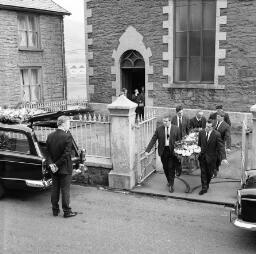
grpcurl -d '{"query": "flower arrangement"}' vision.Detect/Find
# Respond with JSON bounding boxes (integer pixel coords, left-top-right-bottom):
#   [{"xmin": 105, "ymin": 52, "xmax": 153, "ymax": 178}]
[
  {"xmin": 174, "ymin": 131, "xmax": 201, "ymax": 157},
  {"xmin": 0, "ymin": 108, "xmax": 46, "ymax": 124}
]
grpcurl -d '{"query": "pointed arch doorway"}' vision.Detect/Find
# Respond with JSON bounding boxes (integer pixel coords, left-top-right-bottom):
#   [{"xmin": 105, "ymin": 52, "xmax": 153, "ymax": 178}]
[{"xmin": 120, "ymin": 50, "xmax": 145, "ymax": 100}]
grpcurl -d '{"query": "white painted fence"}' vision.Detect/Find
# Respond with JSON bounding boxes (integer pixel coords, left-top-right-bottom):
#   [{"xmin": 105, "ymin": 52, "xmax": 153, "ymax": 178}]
[
  {"xmin": 34, "ymin": 113, "xmax": 111, "ymax": 159},
  {"xmin": 24, "ymin": 98, "xmax": 88, "ymax": 112}
]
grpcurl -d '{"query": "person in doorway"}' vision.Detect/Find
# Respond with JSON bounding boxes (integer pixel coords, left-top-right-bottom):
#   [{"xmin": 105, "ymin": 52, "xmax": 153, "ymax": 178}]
[
  {"xmin": 209, "ymin": 104, "xmax": 231, "ymax": 126},
  {"xmin": 46, "ymin": 115, "xmax": 77, "ymax": 218},
  {"xmin": 145, "ymin": 115, "xmax": 180, "ymax": 193},
  {"xmin": 213, "ymin": 112, "xmax": 231, "ymax": 178},
  {"xmin": 122, "ymin": 88, "xmax": 128, "ymax": 97},
  {"xmin": 189, "ymin": 110, "xmax": 206, "ymax": 131},
  {"xmin": 171, "ymin": 105, "xmax": 190, "ymax": 176},
  {"xmin": 132, "ymin": 88, "xmax": 144, "ymax": 121},
  {"xmin": 197, "ymin": 119, "xmax": 228, "ymax": 195}
]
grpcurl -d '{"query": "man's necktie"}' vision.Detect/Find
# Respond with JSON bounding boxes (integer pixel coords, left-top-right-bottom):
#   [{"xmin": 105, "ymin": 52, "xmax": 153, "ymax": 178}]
[
  {"xmin": 216, "ymin": 121, "xmax": 220, "ymax": 130},
  {"xmin": 166, "ymin": 126, "xmax": 169, "ymax": 140},
  {"xmin": 206, "ymin": 131, "xmax": 209, "ymax": 141}
]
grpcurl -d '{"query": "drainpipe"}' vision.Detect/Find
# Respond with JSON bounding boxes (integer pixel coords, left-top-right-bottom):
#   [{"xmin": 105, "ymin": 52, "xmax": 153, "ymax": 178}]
[{"xmin": 60, "ymin": 16, "xmax": 67, "ymax": 100}]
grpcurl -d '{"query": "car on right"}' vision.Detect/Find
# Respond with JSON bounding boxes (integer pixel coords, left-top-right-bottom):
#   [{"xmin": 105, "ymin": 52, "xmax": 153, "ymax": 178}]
[{"xmin": 230, "ymin": 169, "xmax": 256, "ymax": 230}]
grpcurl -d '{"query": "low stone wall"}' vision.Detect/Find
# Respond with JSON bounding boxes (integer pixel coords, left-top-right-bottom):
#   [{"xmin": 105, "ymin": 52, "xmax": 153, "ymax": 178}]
[{"xmin": 72, "ymin": 159, "xmax": 112, "ymax": 186}]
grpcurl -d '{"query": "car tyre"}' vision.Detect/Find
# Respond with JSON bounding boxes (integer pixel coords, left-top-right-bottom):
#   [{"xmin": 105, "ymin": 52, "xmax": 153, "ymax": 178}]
[{"xmin": 0, "ymin": 182, "xmax": 5, "ymax": 199}]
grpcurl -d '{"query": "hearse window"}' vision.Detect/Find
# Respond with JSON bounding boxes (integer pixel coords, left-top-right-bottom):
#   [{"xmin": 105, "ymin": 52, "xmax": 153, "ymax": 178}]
[{"xmin": 0, "ymin": 131, "xmax": 30, "ymax": 154}]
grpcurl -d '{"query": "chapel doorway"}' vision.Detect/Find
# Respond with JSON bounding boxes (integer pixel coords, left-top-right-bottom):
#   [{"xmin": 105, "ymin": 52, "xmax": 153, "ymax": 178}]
[{"xmin": 120, "ymin": 50, "xmax": 145, "ymax": 100}]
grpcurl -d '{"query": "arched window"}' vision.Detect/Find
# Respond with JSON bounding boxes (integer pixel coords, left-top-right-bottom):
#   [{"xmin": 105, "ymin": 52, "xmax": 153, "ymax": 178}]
[{"xmin": 121, "ymin": 50, "xmax": 145, "ymax": 69}]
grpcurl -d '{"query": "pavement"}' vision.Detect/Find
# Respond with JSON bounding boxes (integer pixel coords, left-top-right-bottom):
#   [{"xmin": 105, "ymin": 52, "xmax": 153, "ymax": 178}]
[
  {"xmin": 132, "ymin": 170, "xmax": 240, "ymax": 206},
  {"xmin": 131, "ymin": 145, "xmax": 243, "ymax": 207}
]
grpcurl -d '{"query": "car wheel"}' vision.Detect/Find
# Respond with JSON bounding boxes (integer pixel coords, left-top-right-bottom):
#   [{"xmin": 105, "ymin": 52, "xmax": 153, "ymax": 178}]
[{"xmin": 0, "ymin": 182, "xmax": 5, "ymax": 199}]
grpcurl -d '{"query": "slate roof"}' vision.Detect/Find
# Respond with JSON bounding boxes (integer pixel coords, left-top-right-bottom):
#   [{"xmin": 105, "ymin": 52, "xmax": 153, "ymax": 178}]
[{"xmin": 0, "ymin": 0, "xmax": 70, "ymax": 15}]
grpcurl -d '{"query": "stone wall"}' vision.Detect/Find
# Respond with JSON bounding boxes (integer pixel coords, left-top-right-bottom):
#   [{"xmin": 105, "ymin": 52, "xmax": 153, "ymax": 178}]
[
  {"xmin": 0, "ymin": 10, "xmax": 66, "ymax": 106},
  {"xmin": 87, "ymin": 0, "xmax": 256, "ymax": 113}
]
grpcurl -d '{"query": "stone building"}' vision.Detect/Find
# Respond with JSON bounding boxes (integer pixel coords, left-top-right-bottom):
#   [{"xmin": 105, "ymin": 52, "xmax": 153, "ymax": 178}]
[
  {"xmin": 0, "ymin": 0, "xmax": 70, "ymax": 107},
  {"xmin": 84, "ymin": 0, "xmax": 256, "ymax": 113}
]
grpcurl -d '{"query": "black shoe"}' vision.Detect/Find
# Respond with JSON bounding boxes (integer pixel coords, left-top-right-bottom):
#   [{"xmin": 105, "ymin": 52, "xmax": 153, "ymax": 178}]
[
  {"xmin": 176, "ymin": 170, "xmax": 181, "ymax": 177},
  {"xmin": 52, "ymin": 210, "xmax": 60, "ymax": 216},
  {"xmin": 169, "ymin": 186, "xmax": 174, "ymax": 193},
  {"xmin": 199, "ymin": 189, "xmax": 207, "ymax": 195},
  {"xmin": 63, "ymin": 211, "xmax": 78, "ymax": 218}
]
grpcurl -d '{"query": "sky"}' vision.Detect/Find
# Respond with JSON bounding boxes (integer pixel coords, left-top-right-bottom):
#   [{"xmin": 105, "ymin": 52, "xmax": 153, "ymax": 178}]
[
  {"xmin": 52, "ymin": 0, "xmax": 85, "ymax": 64},
  {"xmin": 52, "ymin": 0, "xmax": 84, "ymax": 22}
]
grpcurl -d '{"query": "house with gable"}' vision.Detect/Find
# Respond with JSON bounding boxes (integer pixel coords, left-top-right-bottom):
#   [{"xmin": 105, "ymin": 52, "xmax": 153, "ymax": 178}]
[{"xmin": 0, "ymin": 0, "xmax": 70, "ymax": 107}]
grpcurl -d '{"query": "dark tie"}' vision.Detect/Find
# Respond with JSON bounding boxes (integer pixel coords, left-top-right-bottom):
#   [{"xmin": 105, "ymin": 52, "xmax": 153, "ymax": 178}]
[
  {"xmin": 206, "ymin": 131, "xmax": 209, "ymax": 141},
  {"xmin": 216, "ymin": 121, "xmax": 220, "ymax": 130},
  {"xmin": 166, "ymin": 127, "xmax": 169, "ymax": 139}
]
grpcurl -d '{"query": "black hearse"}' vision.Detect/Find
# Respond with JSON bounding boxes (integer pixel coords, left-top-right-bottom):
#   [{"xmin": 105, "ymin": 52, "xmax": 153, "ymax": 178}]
[{"xmin": 0, "ymin": 109, "xmax": 89, "ymax": 198}]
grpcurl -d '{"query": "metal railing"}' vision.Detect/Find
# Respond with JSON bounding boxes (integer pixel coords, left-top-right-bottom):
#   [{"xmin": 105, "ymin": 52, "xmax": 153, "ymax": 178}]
[
  {"xmin": 34, "ymin": 113, "xmax": 111, "ymax": 159},
  {"xmin": 23, "ymin": 98, "xmax": 88, "ymax": 112}
]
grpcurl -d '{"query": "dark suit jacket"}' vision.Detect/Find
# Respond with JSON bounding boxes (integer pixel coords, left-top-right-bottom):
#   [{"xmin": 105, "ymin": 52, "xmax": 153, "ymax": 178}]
[
  {"xmin": 46, "ymin": 129, "xmax": 73, "ymax": 175},
  {"xmin": 198, "ymin": 129, "xmax": 226, "ymax": 171},
  {"xmin": 189, "ymin": 116, "xmax": 206, "ymax": 130},
  {"xmin": 171, "ymin": 115, "xmax": 190, "ymax": 137},
  {"xmin": 209, "ymin": 112, "xmax": 231, "ymax": 126},
  {"xmin": 215, "ymin": 121, "xmax": 231, "ymax": 149},
  {"xmin": 146, "ymin": 124, "xmax": 180, "ymax": 157}
]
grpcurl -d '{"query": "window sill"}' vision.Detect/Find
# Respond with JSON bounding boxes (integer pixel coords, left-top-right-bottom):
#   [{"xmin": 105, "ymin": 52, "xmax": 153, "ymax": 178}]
[
  {"xmin": 163, "ymin": 83, "xmax": 225, "ymax": 90},
  {"xmin": 19, "ymin": 48, "xmax": 43, "ymax": 52}
]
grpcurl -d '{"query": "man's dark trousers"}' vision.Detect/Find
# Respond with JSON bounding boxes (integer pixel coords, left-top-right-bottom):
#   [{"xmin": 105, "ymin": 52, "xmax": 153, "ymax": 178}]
[
  {"xmin": 51, "ymin": 174, "xmax": 72, "ymax": 214},
  {"xmin": 161, "ymin": 146, "xmax": 176, "ymax": 186},
  {"xmin": 199, "ymin": 156, "xmax": 212, "ymax": 190}
]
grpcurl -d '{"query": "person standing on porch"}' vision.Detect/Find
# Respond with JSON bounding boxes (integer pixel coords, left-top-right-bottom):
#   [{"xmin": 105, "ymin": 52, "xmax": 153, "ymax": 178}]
[
  {"xmin": 145, "ymin": 115, "xmax": 180, "ymax": 193},
  {"xmin": 171, "ymin": 105, "xmax": 190, "ymax": 176}
]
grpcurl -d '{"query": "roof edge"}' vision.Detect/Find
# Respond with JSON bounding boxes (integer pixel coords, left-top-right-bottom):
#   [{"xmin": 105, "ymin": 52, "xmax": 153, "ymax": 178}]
[{"xmin": 0, "ymin": 4, "xmax": 71, "ymax": 16}]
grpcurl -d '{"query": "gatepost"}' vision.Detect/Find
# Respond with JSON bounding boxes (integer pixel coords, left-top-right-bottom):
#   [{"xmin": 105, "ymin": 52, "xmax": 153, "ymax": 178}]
[
  {"xmin": 250, "ymin": 105, "xmax": 256, "ymax": 169},
  {"xmin": 107, "ymin": 95, "xmax": 138, "ymax": 189}
]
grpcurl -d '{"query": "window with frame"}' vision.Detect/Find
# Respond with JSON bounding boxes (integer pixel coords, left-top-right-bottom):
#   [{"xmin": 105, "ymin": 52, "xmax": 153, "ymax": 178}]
[
  {"xmin": 20, "ymin": 68, "xmax": 42, "ymax": 103},
  {"xmin": 18, "ymin": 14, "xmax": 40, "ymax": 49},
  {"xmin": 174, "ymin": 0, "xmax": 216, "ymax": 83}
]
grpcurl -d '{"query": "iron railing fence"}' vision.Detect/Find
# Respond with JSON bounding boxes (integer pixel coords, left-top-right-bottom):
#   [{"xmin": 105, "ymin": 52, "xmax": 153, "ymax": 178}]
[{"xmin": 34, "ymin": 113, "xmax": 111, "ymax": 159}]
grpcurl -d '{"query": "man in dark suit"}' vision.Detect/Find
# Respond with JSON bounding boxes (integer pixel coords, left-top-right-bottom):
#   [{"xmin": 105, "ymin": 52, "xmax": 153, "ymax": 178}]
[
  {"xmin": 209, "ymin": 105, "xmax": 231, "ymax": 126},
  {"xmin": 145, "ymin": 116, "xmax": 180, "ymax": 193},
  {"xmin": 171, "ymin": 105, "xmax": 190, "ymax": 176},
  {"xmin": 46, "ymin": 116, "xmax": 77, "ymax": 218},
  {"xmin": 189, "ymin": 110, "xmax": 206, "ymax": 130},
  {"xmin": 197, "ymin": 119, "xmax": 228, "ymax": 195},
  {"xmin": 214, "ymin": 112, "xmax": 231, "ymax": 177}
]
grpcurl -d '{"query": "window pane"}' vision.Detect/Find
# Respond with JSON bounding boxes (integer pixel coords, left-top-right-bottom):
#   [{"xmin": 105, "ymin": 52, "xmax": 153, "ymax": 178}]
[
  {"xmin": 31, "ymin": 69, "xmax": 39, "ymax": 85},
  {"xmin": 189, "ymin": 0, "xmax": 202, "ymax": 30},
  {"xmin": 18, "ymin": 15, "xmax": 26, "ymax": 30},
  {"xmin": 19, "ymin": 31, "xmax": 27, "ymax": 47},
  {"xmin": 202, "ymin": 57, "xmax": 215, "ymax": 82},
  {"xmin": 28, "ymin": 16, "xmax": 37, "ymax": 31},
  {"xmin": 175, "ymin": 0, "xmax": 188, "ymax": 31},
  {"xmin": 28, "ymin": 32, "xmax": 38, "ymax": 47},
  {"xmin": 189, "ymin": 31, "xmax": 200, "ymax": 56},
  {"xmin": 30, "ymin": 85, "xmax": 40, "ymax": 102},
  {"xmin": 176, "ymin": 32, "xmax": 187, "ymax": 57},
  {"xmin": 174, "ymin": 58, "xmax": 187, "ymax": 82},
  {"xmin": 23, "ymin": 86, "xmax": 30, "ymax": 102},
  {"xmin": 203, "ymin": 1, "xmax": 216, "ymax": 29},
  {"xmin": 203, "ymin": 31, "xmax": 215, "ymax": 56},
  {"xmin": 189, "ymin": 57, "xmax": 201, "ymax": 81},
  {"xmin": 20, "ymin": 69, "xmax": 29, "ymax": 86}
]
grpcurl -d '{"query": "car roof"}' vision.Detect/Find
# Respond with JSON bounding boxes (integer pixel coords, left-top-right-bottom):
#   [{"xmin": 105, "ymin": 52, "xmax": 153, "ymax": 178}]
[{"xmin": 0, "ymin": 123, "xmax": 33, "ymax": 134}]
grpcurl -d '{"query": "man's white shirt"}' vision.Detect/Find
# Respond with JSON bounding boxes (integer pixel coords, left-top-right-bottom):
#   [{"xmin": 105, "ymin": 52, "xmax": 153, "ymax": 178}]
[{"xmin": 165, "ymin": 125, "xmax": 171, "ymax": 146}]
